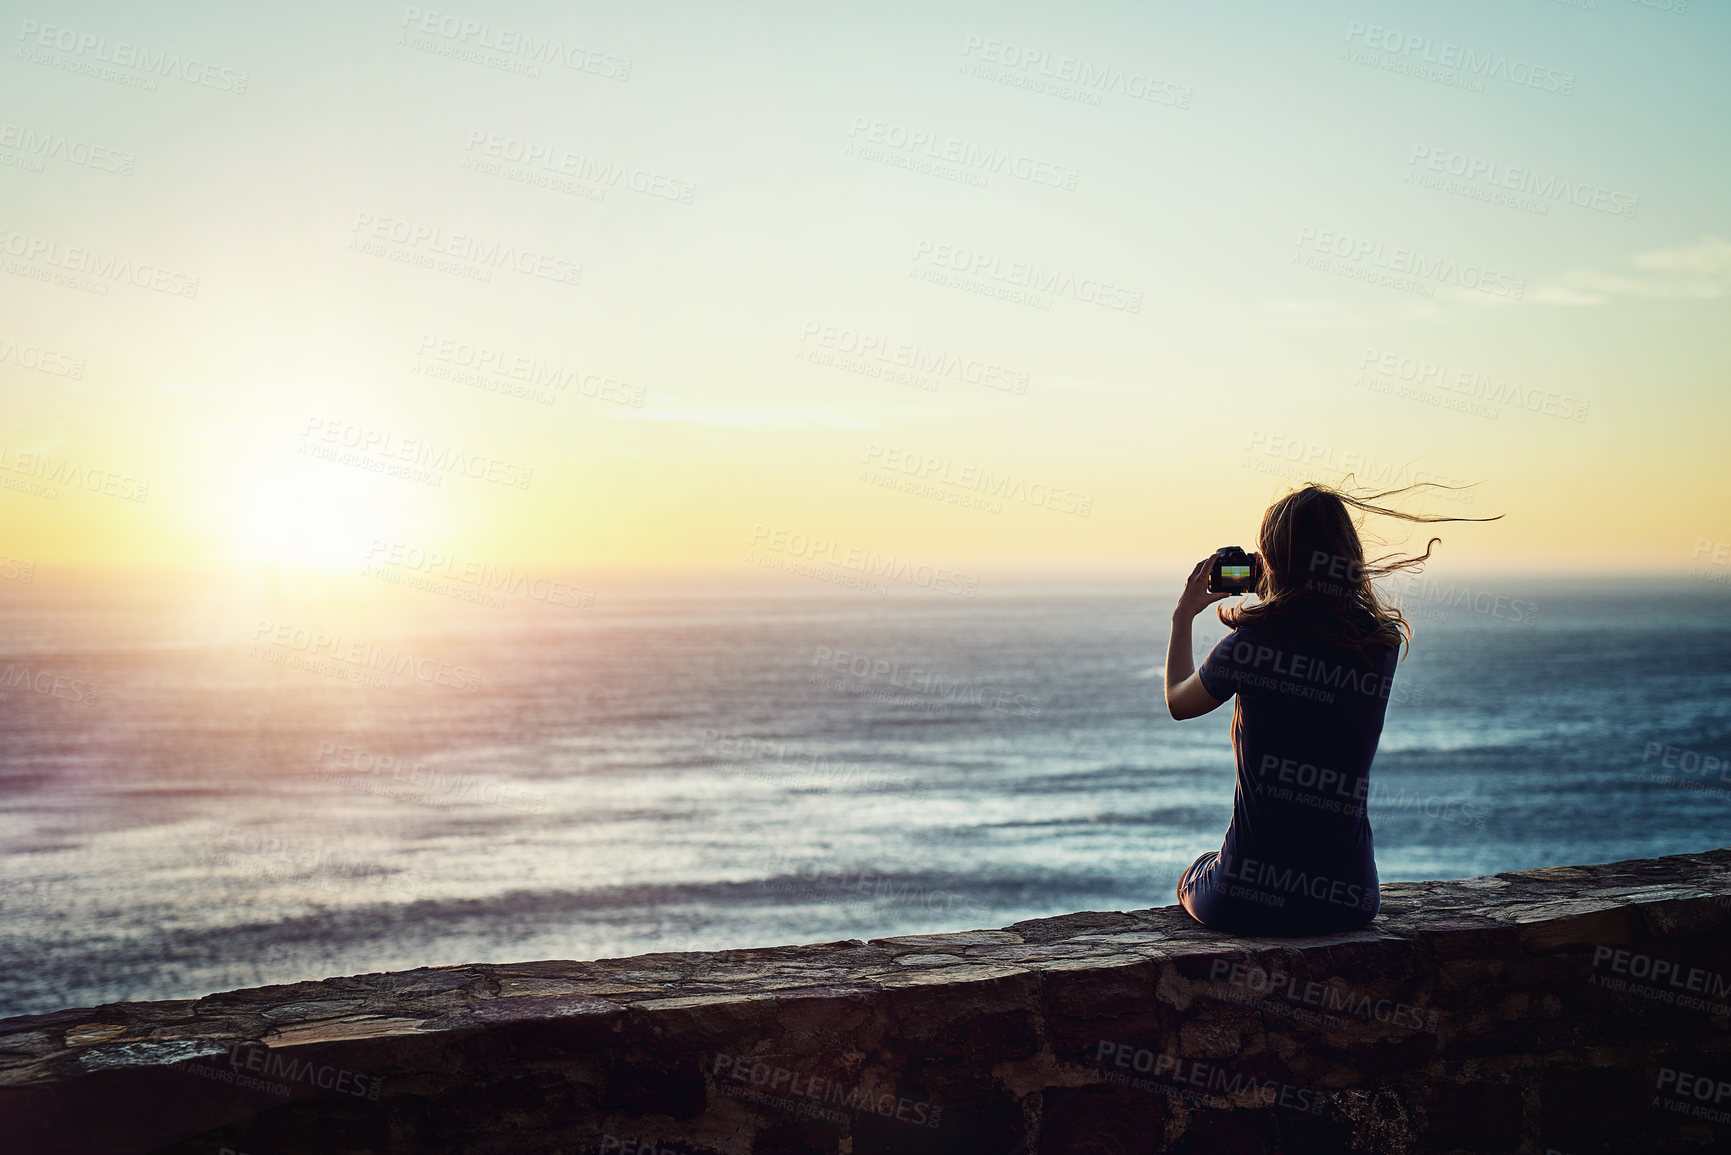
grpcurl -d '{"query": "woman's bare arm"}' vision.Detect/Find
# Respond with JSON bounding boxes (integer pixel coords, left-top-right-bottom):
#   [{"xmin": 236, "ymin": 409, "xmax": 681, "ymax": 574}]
[{"xmin": 1166, "ymin": 555, "xmax": 1230, "ymax": 720}]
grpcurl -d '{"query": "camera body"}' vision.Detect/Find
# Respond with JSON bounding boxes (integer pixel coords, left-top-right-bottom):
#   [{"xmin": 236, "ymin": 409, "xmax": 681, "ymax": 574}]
[{"xmin": 1208, "ymin": 546, "xmax": 1261, "ymax": 595}]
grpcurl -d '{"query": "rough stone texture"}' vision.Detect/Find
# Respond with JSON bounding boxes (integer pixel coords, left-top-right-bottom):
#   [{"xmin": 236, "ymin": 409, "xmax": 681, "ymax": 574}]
[{"xmin": 3, "ymin": 848, "xmax": 1730, "ymax": 1154}]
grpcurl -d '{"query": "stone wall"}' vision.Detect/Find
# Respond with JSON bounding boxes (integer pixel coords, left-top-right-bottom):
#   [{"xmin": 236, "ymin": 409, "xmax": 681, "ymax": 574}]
[{"xmin": 3, "ymin": 847, "xmax": 1730, "ymax": 1155}]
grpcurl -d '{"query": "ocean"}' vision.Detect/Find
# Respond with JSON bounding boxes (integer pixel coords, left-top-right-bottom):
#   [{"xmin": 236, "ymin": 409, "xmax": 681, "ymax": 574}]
[{"xmin": 1, "ymin": 572, "xmax": 1727, "ymax": 1019}]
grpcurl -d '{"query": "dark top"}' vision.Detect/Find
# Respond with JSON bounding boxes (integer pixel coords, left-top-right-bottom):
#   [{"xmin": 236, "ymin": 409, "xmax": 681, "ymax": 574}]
[{"xmin": 1195, "ymin": 604, "xmax": 1400, "ymax": 925}]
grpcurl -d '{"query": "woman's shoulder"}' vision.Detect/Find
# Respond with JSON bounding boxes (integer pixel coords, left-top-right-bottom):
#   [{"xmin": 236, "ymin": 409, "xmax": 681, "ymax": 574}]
[{"xmin": 1245, "ymin": 601, "xmax": 1397, "ymax": 656}]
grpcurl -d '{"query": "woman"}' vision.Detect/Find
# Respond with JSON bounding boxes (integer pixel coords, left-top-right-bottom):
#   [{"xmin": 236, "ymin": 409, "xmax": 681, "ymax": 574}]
[{"xmin": 1164, "ymin": 482, "xmax": 1498, "ymax": 935}]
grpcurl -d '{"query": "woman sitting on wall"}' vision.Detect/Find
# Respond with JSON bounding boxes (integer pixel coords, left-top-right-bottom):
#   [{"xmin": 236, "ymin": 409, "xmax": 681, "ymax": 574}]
[{"xmin": 1164, "ymin": 481, "xmax": 1499, "ymax": 935}]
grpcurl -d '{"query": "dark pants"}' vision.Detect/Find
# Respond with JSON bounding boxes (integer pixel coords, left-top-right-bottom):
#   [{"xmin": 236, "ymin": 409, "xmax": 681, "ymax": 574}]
[{"xmin": 1176, "ymin": 851, "xmax": 1378, "ymax": 936}]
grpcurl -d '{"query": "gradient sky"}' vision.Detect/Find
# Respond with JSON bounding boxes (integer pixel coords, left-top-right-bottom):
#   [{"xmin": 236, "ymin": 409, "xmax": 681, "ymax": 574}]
[{"xmin": 3, "ymin": 0, "xmax": 1727, "ymax": 579}]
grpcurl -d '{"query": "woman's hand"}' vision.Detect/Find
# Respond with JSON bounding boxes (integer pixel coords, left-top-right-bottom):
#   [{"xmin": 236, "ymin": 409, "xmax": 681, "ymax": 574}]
[
  {"xmin": 1174, "ymin": 553, "xmax": 1234, "ymax": 620},
  {"xmin": 1166, "ymin": 554, "xmax": 1232, "ymax": 719}
]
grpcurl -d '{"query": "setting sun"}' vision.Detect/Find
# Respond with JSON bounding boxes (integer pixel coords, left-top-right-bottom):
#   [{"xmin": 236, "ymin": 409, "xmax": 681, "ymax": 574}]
[{"xmin": 226, "ymin": 468, "xmax": 396, "ymax": 572}]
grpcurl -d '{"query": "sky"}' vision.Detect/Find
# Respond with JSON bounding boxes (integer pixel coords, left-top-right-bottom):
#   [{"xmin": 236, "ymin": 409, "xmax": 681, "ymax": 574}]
[{"xmin": 2, "ymin": 0, "xmax": 1727, "ymax": 582}]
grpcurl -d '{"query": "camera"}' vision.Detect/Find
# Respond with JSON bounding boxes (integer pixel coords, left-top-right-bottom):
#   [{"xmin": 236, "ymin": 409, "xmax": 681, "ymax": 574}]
[{"xmin": 1208, "ymin": 546, "xmax": 1261, "ymax": 595}]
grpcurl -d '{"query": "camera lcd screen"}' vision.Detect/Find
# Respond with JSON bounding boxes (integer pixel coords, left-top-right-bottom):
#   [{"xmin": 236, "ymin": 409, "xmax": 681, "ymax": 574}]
[{"xmin": 1219, "ymin": 565, "xmax": 1251, "ymax": 581}]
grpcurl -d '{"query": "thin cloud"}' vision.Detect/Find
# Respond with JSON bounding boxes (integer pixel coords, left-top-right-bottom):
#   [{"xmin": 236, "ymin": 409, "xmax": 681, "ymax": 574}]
[{"xmin": 1532, "ymin": 234, "xmax": 1731, "ymax": 307}]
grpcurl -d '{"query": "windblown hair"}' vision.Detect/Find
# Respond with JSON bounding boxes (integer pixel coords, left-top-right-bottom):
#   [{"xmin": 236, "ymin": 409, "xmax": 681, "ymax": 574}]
[{"xmin": 1219, "ymin": 480, "xmax": 1503, "ymax": 658}]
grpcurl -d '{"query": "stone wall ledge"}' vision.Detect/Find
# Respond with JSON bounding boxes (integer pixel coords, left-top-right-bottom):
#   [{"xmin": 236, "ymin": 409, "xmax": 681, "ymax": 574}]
[{"xmin": 4, "ymin": 846, "xmax": 1730, "ymax": 1154}]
